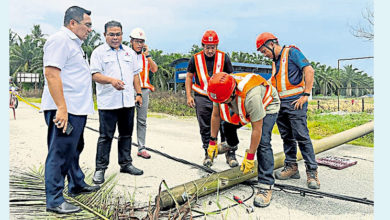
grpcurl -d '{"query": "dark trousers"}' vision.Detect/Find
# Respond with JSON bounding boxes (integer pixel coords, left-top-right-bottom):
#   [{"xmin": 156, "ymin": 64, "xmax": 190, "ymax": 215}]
[
  {"xmin": 277, "ymin": 101, "xmax": 317, "ymax": 170},
  {"xmin": 95, "ymin": 107, "xmax": 134, "ymax": 170},
  {"xmin": 194, "ymin": 94, "xmax": 225, "ymax": 150},
  {"xmin": 44, "ymin": 110, "xmax": 87, "ymax": 208},
  {"xmin": 223, "ymin": 113, "xmax": 278, "ymax": 185}
]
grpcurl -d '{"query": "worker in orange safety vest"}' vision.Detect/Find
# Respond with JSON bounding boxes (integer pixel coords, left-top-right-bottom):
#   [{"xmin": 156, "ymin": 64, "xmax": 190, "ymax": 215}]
[
  {"xmin": 185, "ymin": 30, "xmax": 235, "ymax": 167},
  {"xmin": 207, "ymin": 72, "xmax": 280, "ymax": 207},
  {"xmin": 256, "ymin": 32, "xmax": 320, "ymax": 189},
  {"xmin": 130, "ymin": 27, "xmax": 158, "ymax": 159}
]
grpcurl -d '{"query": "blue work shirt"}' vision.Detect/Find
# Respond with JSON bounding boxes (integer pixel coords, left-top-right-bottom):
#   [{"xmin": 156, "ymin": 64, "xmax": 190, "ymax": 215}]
[{"xmin": 274, "ymin": 46, "xmax": 311, "ymax": 101}]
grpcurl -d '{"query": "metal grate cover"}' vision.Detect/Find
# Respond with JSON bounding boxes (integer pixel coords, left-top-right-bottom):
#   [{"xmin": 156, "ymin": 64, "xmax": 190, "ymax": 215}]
[{"xmin": 316, "ymin": 156, "xmax": 357, "ymax": 170}]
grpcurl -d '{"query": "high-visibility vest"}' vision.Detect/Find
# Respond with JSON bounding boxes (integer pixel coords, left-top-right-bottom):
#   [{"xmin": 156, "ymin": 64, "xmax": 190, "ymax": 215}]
[
  {"xmin": 219, "ymin": 73, "xmax": 274, "ymax": 125},
  {"xmin": 139, "ymin": 54, "xmax": 155, "ymax": 92},
  {"xmin": 270, "ymin": 46, "xmax": 305, "ymax": 98},
  {"xmin": 192, "ymin": 50, "xmax": 225, "ymax": 96}
]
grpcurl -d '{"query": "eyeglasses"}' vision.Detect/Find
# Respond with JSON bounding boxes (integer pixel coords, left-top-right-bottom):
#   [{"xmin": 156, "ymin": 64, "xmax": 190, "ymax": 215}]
[
  {"xmin": 107, "ymin": 32, "xmax": 122, "ymax": 37},
  {"xmin": 133, "ymin": 39, "xmax": 145, "ymax": 44},
  {"xmin": 74, "ymin": 19, "xmax": 92, "ymax": 28}
]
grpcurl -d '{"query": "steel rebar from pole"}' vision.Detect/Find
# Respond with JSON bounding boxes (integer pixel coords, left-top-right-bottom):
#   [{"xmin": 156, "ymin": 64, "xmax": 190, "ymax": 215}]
[{"xmin": 158, "ymin": 120, "xmax": 374, "ymax": 210}]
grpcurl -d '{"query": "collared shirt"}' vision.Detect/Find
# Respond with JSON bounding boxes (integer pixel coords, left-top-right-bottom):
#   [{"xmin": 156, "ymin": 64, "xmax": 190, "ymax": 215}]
[
  {"xmin": 90, "ymin": 43, "xmax": 142, "ymax": 109},
  {"xmin": 274, "ymin": 46, "xmax": 311, "ymax": 101},
  {"xmin": 41, "ymin": 26, "xmax": 94, "ymax": 115}
]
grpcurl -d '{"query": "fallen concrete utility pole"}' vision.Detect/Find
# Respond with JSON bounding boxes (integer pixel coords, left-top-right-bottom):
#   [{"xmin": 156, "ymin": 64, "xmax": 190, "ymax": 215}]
[{"xmin": 158, "ymin": 120, "xmax": 374, "ymax": 210}]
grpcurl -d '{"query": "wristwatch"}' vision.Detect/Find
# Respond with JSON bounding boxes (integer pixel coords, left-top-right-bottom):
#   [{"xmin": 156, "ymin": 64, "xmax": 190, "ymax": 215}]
[
  {"xmin": 136, "ymin": 93, "xmax": 142, "ymax": 97},
  {"xmin": 302, "ymin": 92, "xmax": 310, "ymax": 96},
  {"xmin": 145, "ymin": 55, "xmax": 151, "ymax": 58},
  {"xmin": 210, "ymin": 136, "xmax": 217, "ymax": 141}
]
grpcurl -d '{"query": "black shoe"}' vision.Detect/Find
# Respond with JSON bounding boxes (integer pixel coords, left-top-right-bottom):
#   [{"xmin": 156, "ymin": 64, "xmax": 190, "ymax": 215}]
[
  {"xmin": 93, "ymin": 170, "xmax": 105, "ymax": 184},
  {"xmin": 46, "ymin": 201, "xmax": 81, "ymax": 214},
  {"xmin": 120, "ymin": 164, "xmax": 143, "ymax": 175},
  {"xmin": 68, "ymin": 184, "xmax": 100, "ymax": 197}
]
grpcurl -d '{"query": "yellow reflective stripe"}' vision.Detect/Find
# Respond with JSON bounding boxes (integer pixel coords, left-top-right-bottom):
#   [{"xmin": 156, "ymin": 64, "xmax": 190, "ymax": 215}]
[
  {"xmin": 143, "ymin": 59, "xmax": 149, "ymax": 87},
  {"xmin": 280, "ymin": 48, "xmax": 289, "ymax": 92},
  {"xmin": 263, "ymin": 96, "xmax": 273, "ymax": 107},
  {"xmin": 215, "ymin": 52, "xmax": 223, "ymax": 73},
  {"xmin": 220, "ymin": 104, "xmax": 229, "ymax": 122},
  {"xmin": 237, "ymin": 97, "xmax": 249, "ymax": 125},
  {"xmin": 237, "ymin": 74, "xmax": 255, "ymax": 92},
  {"xmin": 195, "ymin": 53, "xmax": 209, "ymax": 92},
  {"xmin": 271, "ymin": 62, "xmax": 276, "ymax": 76},
  {"xmin": 279, "ymin": 86, "xmax": 304, "ymax": 97},
  {"xmin": 192, "ymin": 84, "xmax": 208, "ymax": 96}
]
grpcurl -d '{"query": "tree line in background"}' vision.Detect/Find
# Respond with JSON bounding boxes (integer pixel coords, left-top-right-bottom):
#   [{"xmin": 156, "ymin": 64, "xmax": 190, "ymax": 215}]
[{"xmin": 9, "ymin": 25, "xmax": 373, "ymax": 97}]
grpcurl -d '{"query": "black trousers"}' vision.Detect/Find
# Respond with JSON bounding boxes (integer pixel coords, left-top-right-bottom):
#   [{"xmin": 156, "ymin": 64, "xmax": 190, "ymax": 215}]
[
  {"xmin": 194, "ymin": 94, "xmax": 225, "ymax": 150},
  {"xmin": 95, "ymin": 107, "xmax": 135, "ymax": 170},
  {"xmin": 44, "ymin": 110, "xmax": 87, "ymax": 208}
]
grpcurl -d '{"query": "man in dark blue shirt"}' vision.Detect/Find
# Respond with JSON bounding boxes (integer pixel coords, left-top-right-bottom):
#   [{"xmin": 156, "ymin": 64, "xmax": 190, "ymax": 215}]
[{"xmin": 256, "ymin": 32, "xmax": 320, "ymax": 190}]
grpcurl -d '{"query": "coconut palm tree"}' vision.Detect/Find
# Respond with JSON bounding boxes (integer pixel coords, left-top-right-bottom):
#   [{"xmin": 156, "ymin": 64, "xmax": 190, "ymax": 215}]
[
  {"xmin": 189, "ymin": 44, "xmax": 202, "ymax": 55},
  {"xmin": 149, "ymin": 49, "xmax": 187, "ymax": 91},
  {"xmin": 81, "ymin": 30, "xmax": 102, "ymax": 63},
  {"xmin": 341, "ymin": 65, "xmax": 363, "ymax": 97}
]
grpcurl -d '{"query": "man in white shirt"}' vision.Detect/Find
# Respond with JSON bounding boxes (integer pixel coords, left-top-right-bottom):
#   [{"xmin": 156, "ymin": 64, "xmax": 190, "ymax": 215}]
[
  {"xmin": 90, "ymin": 21, "xmax": 143, "ymax": 185},
  {"xmin": 41, "ymin": 6, "xmax": 99, "ymax": 214}
]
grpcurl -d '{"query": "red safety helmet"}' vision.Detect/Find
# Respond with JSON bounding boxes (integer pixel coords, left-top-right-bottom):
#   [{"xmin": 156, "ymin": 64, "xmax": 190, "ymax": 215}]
[
  {"xmin": 256, "ymin": 32, "xmax": 277, "ymax": 50},
  {"xmin": 207, "ymin": 72, "xmax": 236, "ymax": 103},
  {"xmin": 202, "ymin": 30, "xmax": 219, "ymax": 45}
]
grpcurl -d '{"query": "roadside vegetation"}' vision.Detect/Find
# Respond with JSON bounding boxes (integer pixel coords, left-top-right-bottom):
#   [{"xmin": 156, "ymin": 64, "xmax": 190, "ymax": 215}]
[
  {"xmin": 24, "ymin": 93, "xmax": 374, "ymax": 148},
  {"xmin": 14, "ymin": 25, "xmax": 373, "ymax": 147}
]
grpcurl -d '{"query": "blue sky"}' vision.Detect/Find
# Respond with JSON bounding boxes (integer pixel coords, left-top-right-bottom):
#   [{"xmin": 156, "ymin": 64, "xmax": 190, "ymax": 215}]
[{"xmin": 9, "ymin": 0, "xmax": 374, "ymax": 75}]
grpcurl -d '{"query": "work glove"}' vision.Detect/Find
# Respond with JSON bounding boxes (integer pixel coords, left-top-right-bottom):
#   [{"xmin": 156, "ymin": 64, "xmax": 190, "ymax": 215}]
[
  {"xmin": 207, "ymin": 141, "xmax": 218, "ymax": 161},
  {"xmin": 240, "ymin": 150, "xmax": 255, "ymax": 174}
]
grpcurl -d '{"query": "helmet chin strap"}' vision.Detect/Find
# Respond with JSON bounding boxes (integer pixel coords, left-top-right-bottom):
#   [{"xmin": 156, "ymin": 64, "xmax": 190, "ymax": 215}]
[{"xmin": 264, "ymin": 44, "xmax": 278, "ymax": 62}]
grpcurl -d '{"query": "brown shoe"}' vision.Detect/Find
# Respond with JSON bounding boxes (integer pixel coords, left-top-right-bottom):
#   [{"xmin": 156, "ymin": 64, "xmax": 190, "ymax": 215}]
[
  {"xmin": 225, "ymin": 150, "xmax": 238, "ymax": 167},
  {"xmin": 306, "ymin": 169, "xmax": 320, "ymax": 189},
  {"xmin": 253, "ymin": 185, "xmax": 273, "ymax": 207},
  {"xmin": 218, "ymin": 143, "xmax": 237, "ymax": 154},
  {"xmin": 275, "ymin": 162, "xmax": 300, "ymax": 180}
]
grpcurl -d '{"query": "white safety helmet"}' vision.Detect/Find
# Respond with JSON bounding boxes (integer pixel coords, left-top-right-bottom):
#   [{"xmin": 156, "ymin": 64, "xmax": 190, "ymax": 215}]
[{"xmin": 130, "ymin": 27, "xmax": 147, "ymax": 40}]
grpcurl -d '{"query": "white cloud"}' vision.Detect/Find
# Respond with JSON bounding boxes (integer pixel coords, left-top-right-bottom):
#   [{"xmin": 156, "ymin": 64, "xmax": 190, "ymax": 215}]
[{"xmin": 9, "ymin": 0, "xmax": 373, "ymax": 75}]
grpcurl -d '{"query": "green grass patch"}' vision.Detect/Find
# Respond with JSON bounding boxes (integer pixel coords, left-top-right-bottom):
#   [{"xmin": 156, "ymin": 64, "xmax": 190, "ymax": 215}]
[
  {"xmin": 149, "ymin": 91, "xmax": 196, "ymax": 116},
  {"xmin": 238, "ymin": 111, "xmax": 373, "ymax": 147},
  {"xmin": 23, "ymin": 97, "xmax": 42, "ymax": 104},
  {"xmin": 306, "ymin": 111, "xmax": 373, "ymax": 147}
]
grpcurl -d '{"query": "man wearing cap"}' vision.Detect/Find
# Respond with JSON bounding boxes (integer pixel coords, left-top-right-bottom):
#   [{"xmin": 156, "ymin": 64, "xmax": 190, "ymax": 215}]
[
  {"xmin": 90, "ymin": 20, "xmax": 144, "ymax": 185},
  {"xmin": 255, "ymin": 32, "xmax": 319, "ymax": 189},
  {"xmin": 207, "ymin": 72, "xmax": 280, "ymax": 207},
  {"xmin": 129, "ymin": 27, "xmax": 158, "ymax": 159},
  {"xmin": 185, "ymin": 30, "xmax": 234, "ymax": 167}
]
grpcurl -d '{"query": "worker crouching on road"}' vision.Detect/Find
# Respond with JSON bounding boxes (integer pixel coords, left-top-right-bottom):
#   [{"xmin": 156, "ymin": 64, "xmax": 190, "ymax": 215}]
[
  {"xmin": 207, "ymin": 72, "xmax": 280, "ymax": 207},
  {"xmin": 256, "ymin": 32, "xmax": 320, "ymax": 189},
  {"xmin": 185, "ymin": 30, "xmax": 235, "ymax": 167}
]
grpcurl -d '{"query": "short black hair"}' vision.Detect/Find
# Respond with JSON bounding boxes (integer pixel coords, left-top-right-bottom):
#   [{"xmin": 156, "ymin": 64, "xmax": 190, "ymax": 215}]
[
  {"xmin": 104, "ymin": 20, "xmax": 122, "ymax": 33},
  {"xmin": 64, "ymin": 6, "xmax": 91, "ymax": 26}
]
